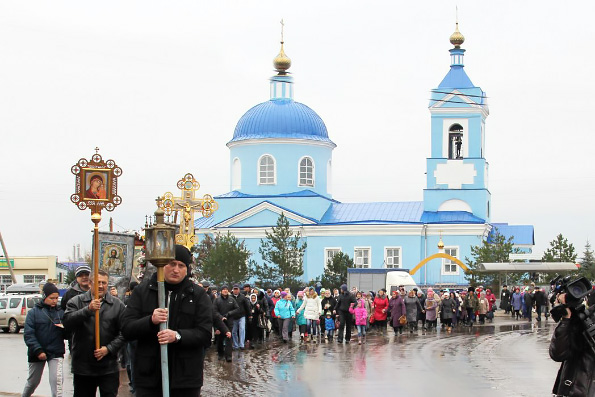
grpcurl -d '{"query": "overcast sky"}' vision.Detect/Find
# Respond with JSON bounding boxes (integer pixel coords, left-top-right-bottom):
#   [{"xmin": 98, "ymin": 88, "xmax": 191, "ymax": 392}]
[{"xmin": 1, "ymin": 1, "xmax": 593, "ymax": 262}]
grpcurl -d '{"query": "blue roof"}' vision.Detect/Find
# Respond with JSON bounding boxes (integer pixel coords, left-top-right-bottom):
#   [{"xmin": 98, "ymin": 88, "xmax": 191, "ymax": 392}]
[
  {"xmin": 215, "ymin": 189, "xmax": 337, "ymax": 202},
  {"xmin": 489, "ymin": 223, "xmax": 535, "ymax": 245},
  {"xmin": 438, "ymin": 66, "xmax": 475, "ymax": 89},
  {"xmin": 320, "ymin": 202, "xmax": 424, "ymax": 224},
  {"xmin": 230, "ymin": 99, "xmax": 334, "ymax": 144}
]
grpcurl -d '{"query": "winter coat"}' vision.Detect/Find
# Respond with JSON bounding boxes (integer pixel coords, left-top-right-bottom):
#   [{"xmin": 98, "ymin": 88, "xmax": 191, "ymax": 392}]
[
  {"xmin": 274, "ymin": 299, "xmax": 296, "ymax": 319},
  {"xmin": 524, "ymin": 292, "xmax": 534, "ymax": 311},
  {"xmin": 550, "ymin": 317, "xmax": 595, "ymax": 396},
  {"xmin": 424, "ymin": 296, "xmax": 439, "ymax": 321},
  {"xmin": 232, "ymin": 293, "xmax": 252, "ymax": 319},
  {"xmin": 294, "ymin": 299, "xmax": 307, "ymax": 326},
  {"xmin": 478, "ymin": 298, "xmax": 489, "ymax": 315},
  {"xmin": 534, "ymin": 290, "xmax": 548, "ymax": 307},
  {"xmin": 60, "ymin": 282, "xmax": 87, "ymax": 311},
  {"xmin": 321, "ymin": 296, "xmax": 337, "ymax": 315},
  {"xmin": 325, "ymin": 316, "xmax": 336, "ymax": 331},
  {"xmin": 417, "ymin": 294, "xmax": 426, "ymax": 321},
  {"xmin": 297, "ymin": 295, "xmax": 322, "ymax": 320},
  {"xmin": 373, "ymin": 296, "xmax": 389, "ymax": 321},
  {"xmin": 270, "ymin": 297, "xmax": 281, "ymax": 318},
  {"xmin": 439, "ymin": 297, "xmax": 456, "ymax": 320},
  {"xmin": 388, "ymin": 295, "xmax": 406, "ymax": 327},
  {"xmin": 500, "ymin": 289, "xmax": 511, "ymax": 310},
  {"xmin": 486, "ymin": 292, "xmax": 497, "ymax": 311},
  {"xmin": 121, "ymin": 275, "xmax": 213, "ymax": 390},
  {"xmin": 213, "ymin": 294, "xmax": 241, "ymax": 320},
  {"xmin": 463, "ymin": 293, "xmax": 479, "ymax": 311},
  {"xmin": 334, "ymin": 292, "xmax": 357, "ymax": 313},
  {"xmin": 349, "ymin": 299, "xmax": 368, "ymax": 326},
  {"xmin": 24, "ymin": 301, "xmax": 65, "ymax": 362},
  {"xmin": 403, "ymin": 296, "xmax": 422, "ymax": 323},
  {"xmin": 511, "ymin": 292, "xmax": 523, "ymax": 311},
  {"xmin": 63, "ymin": 290, "xmax": 125, "ymax": 376}
]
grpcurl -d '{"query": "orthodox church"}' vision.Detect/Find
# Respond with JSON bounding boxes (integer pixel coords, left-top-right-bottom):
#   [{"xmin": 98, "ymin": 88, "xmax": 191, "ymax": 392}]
[{"xmin": 195, "ymin": 24, "xmax": 534, "ymax": 287}]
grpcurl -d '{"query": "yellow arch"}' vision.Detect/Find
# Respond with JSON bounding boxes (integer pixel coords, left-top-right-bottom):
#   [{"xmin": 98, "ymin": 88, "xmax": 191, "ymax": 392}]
[{"xmin": 409, "ymin": 253, "xmax": 469, "ymax": 275}]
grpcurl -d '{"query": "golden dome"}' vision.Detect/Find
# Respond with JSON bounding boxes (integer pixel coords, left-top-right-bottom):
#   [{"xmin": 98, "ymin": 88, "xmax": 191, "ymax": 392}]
[
  {"xmin": 273, "ymin": 42, "xmax": 291, "ymax": 74},
  {"xmin": 449, "ymin": 22, "xmax": 465, "ymax": 48},
  {"xmin": 437, "ymin": 236, "xmax": 445, "ymax": 250}
]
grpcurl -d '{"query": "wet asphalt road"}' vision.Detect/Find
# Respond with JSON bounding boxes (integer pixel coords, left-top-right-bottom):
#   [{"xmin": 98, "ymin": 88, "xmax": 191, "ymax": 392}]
[{"xmin": 0, "ymin": 315, "xmax": 560, "ymax": 396}]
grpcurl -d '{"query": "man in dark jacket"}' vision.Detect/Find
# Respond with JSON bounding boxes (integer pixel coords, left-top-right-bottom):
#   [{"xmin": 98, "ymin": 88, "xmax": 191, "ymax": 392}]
[
  {"xmin": 231, "ymin": 284, "xmax": 251, "ymax": 350},
  {"xmin": 22, "ymin": 282, "xmax": 65, "ymax": 397},
  {"xmin": 334, "ymin": 284, "xmax": 357, "ymax": 343},
  {"xmin": 500, "ymin": 285, "xmax": 511, "ymax": 314},
  {"xmin": 549, "ymin": 293, "xmax": 595, "ymax": 396},
  {"xmin": 213, "ymin": 285, "xmax": 240, "ymax": 362},
  {"xmin": 64, "ymin": 269, "xmax": 126, "ymax": 397},
  {"xmin": 122, "ymin": 245, "xmax": 213, "ymax": 396},
  {"xmin": 534, "ymin": 286, "xmax": 548, "ymax": 322}
]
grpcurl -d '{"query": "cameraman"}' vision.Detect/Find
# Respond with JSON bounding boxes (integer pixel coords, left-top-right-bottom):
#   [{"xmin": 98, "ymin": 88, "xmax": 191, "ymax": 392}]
[{"xmin": 549, "ymin": 293, "xmax": 595, "ymax": 396}]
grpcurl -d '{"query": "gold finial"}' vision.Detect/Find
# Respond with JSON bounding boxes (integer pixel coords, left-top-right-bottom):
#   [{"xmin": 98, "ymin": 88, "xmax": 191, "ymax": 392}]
[
  {"xmin": 438, "ymin": 232, "xmax": 445, "ymax": 250},
  {"xmin": 273, "ymin": 19, "xmax": 291, "ymax": 74},
  {"xmin": 449, "ymin": 10, "xmax": 465, "ymax": 48}
]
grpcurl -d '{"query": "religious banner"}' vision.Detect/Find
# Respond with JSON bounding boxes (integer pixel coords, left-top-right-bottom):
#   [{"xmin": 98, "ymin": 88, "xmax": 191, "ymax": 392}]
[{"xmin": 98, "ymin": 231, "xmax": 134, "ymax": 279}]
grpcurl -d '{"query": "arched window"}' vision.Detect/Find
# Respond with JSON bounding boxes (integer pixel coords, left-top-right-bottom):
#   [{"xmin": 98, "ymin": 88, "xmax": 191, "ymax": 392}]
[
  {"xmin": 448, "ymin": 124, "xmax": 463, "ymax": 160},
  {"xmin": 299, "ymin": 157, "xmax": 314, "ymax": 187},
  {"xmin": 231, "ymin": 158, "xmax": 241, "ymax": 190},
  {"xmin": 258, "ymin": 155, "xmax": 276, "ymax": 185}
]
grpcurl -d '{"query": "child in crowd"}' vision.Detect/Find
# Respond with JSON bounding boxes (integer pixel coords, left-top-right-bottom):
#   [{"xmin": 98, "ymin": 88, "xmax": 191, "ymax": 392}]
[
  {"xmin": 349, "ymin": 292, "xmax": 368, "ymax": 344},
  {"xmin": 324, "ymin": 311, "xmax": 335, "ymax": 342}
]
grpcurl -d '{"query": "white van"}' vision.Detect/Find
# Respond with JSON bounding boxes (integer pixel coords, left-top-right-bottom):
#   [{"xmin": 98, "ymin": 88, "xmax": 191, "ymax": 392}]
[
  {"xmin": 386, "ymin": 271, "xmax": 419, "ymax": 294},
  {"xmin": 0, "ymin": 294, "xmax": 42, "ymax": 333}
]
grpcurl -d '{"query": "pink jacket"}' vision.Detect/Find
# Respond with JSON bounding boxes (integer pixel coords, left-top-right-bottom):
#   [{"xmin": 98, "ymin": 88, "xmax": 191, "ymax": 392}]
[{"xmin": 349, "ymin": 299, "xmax": 368, "ymax": 326}]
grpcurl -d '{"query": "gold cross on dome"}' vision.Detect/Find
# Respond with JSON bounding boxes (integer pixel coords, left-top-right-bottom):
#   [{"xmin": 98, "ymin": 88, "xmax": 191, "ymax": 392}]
[{"xmin": 158, "ymin": 173, "xmax": 218, "ymax": 250}]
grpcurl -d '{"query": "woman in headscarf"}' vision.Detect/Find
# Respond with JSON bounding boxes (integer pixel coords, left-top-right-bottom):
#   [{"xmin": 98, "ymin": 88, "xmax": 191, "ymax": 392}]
[
  {"xmin": 424, "ymin": 290, "xmax": 439, "ymax": 330},
  {"xmin": 404, "ymin": 289, "xmax": 423, "ymax": 333},
  {"xmin": 373, "ymin": 289, "xmax": 389, "ymax": 334},
  {"xmin": 388, "ymin": 290, "xmax": 406, "ymax": 335},
  {"xmin": 296, "ymin": 287, "xmax": 322, "ymax": 342}
]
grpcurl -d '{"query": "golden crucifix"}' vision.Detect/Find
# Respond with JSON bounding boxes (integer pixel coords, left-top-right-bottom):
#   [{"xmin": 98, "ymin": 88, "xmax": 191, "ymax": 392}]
[{"xmin": 159, "ymin": 173, "xmax": 218, "ymax": 250}]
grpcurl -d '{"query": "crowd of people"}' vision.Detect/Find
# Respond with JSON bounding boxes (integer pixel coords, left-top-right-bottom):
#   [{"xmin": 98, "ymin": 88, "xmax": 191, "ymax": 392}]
[{"xmin": 21, "ymin": 247, "xmax": 557, "ymax": 397}]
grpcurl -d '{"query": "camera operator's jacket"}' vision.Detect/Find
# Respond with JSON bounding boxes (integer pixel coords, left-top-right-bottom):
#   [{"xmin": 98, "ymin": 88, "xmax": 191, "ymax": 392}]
[
  {"xmin": 121, "ymin": 274, "xmax": 213, "ymax": 391},
  {"xmin": 550, "ymin": 317, "xmax": 595, "ymax": 396}
]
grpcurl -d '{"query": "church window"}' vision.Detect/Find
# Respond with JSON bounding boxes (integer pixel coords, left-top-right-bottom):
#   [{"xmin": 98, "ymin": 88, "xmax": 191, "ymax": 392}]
[
  {"xmin": 354, "ymin": 248, "xmax": 371, "ymax": 268},
  {"xmin": 258, "ymin": 155, "xmax": 276, "ymax": 185},
  {"xmin": 448, "ymin": 124, "xmax": 463, "ymax": 160},
  {"xmin": 299, "ymin": 157, "xmax": 314, "ymax": 187},
  {"xmin": 324, "ymin": 248, "xmax": 342, "ymax": 268},
  {"xmin": 232, "ymin": 158, "xmax": 241, "ymax": 190},
  {"xmin": 384, "ymin": 247, "xmax": 401, "ymax": 268},
  {"xmin": 442, "ymin": 247, "xmax": 459, "ymax": 275}
]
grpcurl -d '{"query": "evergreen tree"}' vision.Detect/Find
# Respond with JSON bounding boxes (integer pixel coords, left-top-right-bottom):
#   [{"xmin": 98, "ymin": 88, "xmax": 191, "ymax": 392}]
[
  {"xmin": 579, "ymin": 240, "xmax": 595, "ymax": 281},
  {"xmin": 542, "ymin": 234, "xmax": 577, "ymax": 263},
  {"xmin": 196, "ymin": 232, "xmax": 251, "ymax": 287},
  {"xmin": 465, "ymin": 227, "xmax": 520, "ymax": 289},
  {"xmin": 253, "ymin": 213, "xmax": 307, "ymax": 289},
  {"xmin": 191, "ymin": 234, "xmax": 215, "ymax": 280},
  {"xmin": 320, "ymin": 252, "xmax": 354, "ymax": 289}
]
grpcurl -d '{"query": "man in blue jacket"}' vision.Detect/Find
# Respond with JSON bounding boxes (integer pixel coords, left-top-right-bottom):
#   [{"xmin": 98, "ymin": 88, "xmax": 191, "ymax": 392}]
[{"xmin": 22, "ymin": 282, "xmax": 66, "ymax": 397}]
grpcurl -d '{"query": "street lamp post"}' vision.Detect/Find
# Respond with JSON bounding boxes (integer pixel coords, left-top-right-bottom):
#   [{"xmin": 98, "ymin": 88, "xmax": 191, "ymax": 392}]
[{"xmin": 144, "ymin": 207, "xmax": 176, "ymax": 397}]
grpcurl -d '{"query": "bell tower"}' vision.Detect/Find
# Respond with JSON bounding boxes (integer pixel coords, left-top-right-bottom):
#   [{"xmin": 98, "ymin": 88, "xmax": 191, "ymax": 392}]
[{"xmin": 423, "ymin": 22, "xmax": 491, "ymax": 222}]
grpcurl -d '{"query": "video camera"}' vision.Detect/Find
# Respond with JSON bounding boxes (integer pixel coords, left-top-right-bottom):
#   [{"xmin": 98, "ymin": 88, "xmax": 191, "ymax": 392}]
[{"xmin": 549, "ymin": 275, "xmax": 595, "ymax": 352}]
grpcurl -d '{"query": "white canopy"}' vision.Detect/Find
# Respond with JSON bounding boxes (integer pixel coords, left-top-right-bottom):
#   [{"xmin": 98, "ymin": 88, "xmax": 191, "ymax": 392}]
[{"xmin": 477, "ymin": 262, "xmax": 578, "ymax": 272}]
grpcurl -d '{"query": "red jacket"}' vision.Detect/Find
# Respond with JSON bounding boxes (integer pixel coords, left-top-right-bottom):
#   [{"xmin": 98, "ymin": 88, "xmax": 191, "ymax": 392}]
[{"xmin": 373, "ymin": 296, "xmax": 389, "ymax": 321}]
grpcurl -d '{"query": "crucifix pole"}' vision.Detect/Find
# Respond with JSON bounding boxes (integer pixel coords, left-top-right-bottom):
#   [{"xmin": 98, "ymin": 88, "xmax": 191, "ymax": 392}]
[
  {"xmin": 0, "ymin": 230, "xmax": 17, "ymax": 284},
  {"xmin": 91, "ymin": 212, "xmax": 101, "ymax": 349}
]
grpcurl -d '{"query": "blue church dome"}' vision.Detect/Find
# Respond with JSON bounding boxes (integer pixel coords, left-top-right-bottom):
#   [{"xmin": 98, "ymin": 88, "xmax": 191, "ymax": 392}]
[{"xmin": 230, "ymin": 99, "xmax": 333, "ymax": 144}]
